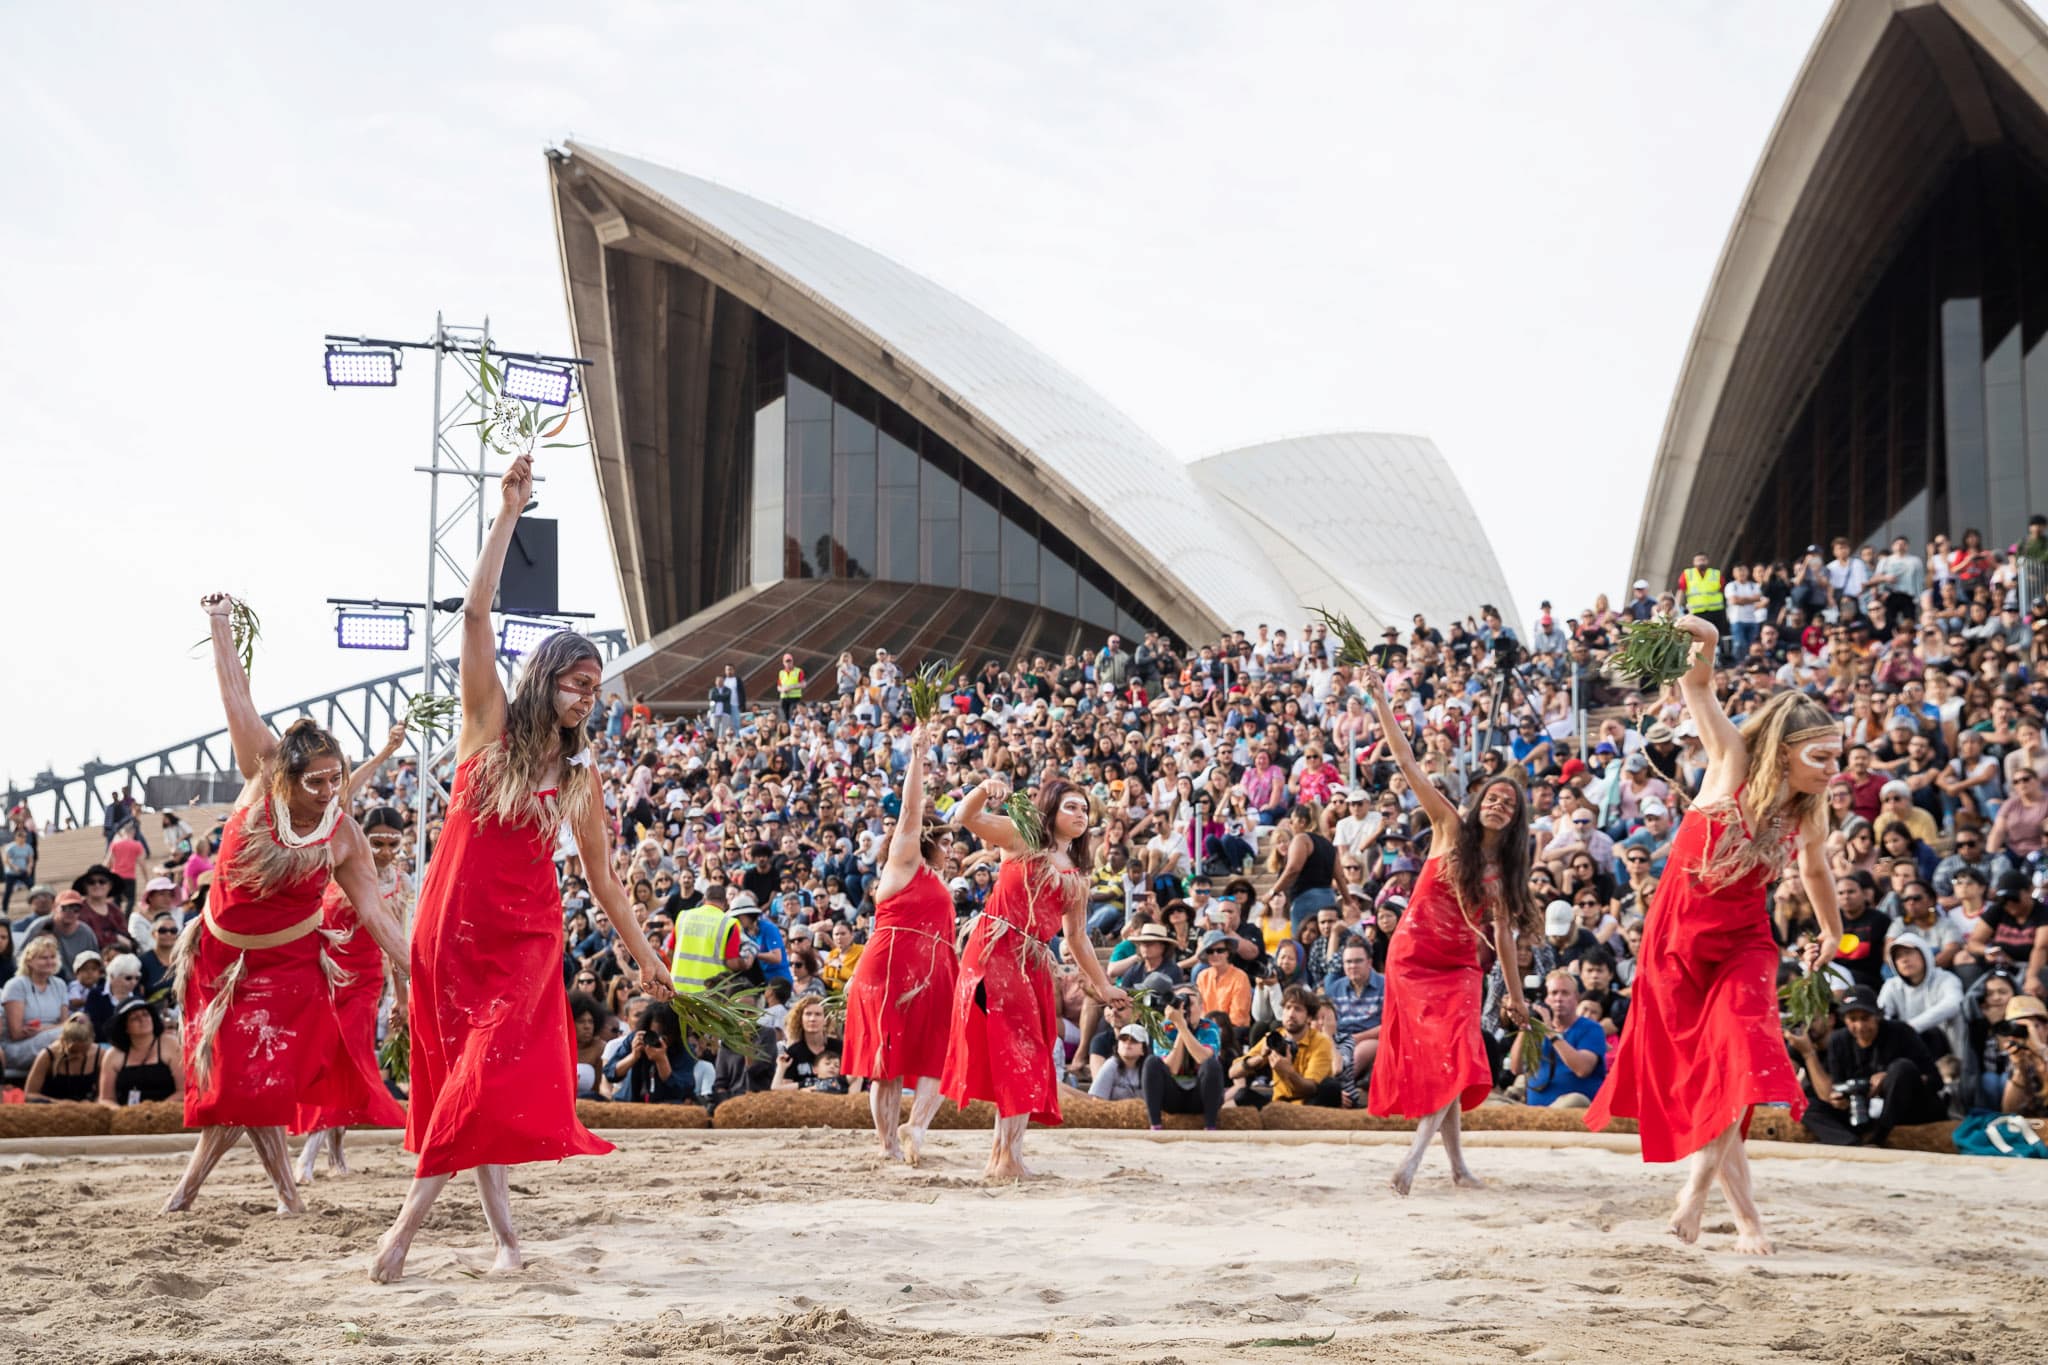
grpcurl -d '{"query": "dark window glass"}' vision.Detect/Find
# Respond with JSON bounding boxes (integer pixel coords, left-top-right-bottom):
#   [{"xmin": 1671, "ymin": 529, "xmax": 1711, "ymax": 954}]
[
  {"xmin": 1001, "ymin": 509, "xmax": 1037, "ymax": 602},
  {"xmin": 833, "ymin": 402, "xmax": 876, "ymax": 457},
  {"xmin": 961, "ymin": 468, "xmax": 999, "ymax": 595},
  {"xmin": 838, "ymin": 444, "xmax": 876, "ymax": 579},
  {"xmin": 921, "ymin": 442, "xmax": 959, "ymax": 588},
  {"xmin": 787, "ymin": 339, "xmax": 833, "ymax": 420},
  {"xmin": 1039, "ymin": 542, "xmax": 1076, "ymax": 615},
  {"xmin": 881, "ymin": 487, "xmax": 919, "ymax": 580},
  {"xmin": 879, "ymin": 430, "xmax": 918, "ymax": 488},
  {"xmin": 792, "ymin": 421, "xmax": 833, "ymax": 494},
  {"xmin": 1079, "ymin": 565, "xmax": 1115, "ymax": 630}
]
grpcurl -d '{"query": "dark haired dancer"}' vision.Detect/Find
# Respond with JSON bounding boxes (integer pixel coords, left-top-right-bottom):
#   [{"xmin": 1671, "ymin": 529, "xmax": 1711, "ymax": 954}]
[
  {"xmin": 164, "ymin": 596, "xmax": 411, "ymax": 1215},
  {"xmin": 1359, "ymin": 659, "xmax": 1534, "ymax": 1195},
  {"xmin": 944, "ymin": 773, "xmax": 1129, "ymax": 1182},
  {"xmin": 844, "ymin": 719, "xmax": 956, "ymax": 1163},
  {"xmin": 371, "ymin": 454, "xmax": 672, "ymax": 1282},
  {"xmin": 293, "ymin": 805, "xmax": 411, "ymax": 1181}
]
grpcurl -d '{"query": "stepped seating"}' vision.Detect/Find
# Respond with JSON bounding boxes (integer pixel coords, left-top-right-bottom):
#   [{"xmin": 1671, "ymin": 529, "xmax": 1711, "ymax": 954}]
[{"xmin": 25, "ymin": 804, "xmax": 237, "ymax": 897}]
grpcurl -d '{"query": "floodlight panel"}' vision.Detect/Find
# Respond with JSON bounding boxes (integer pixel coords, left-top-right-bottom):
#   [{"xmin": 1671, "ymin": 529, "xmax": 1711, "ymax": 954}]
[
  {"xmin": 335, "ymin": 609, "xmax": 413, "ymax": 651},
  {"xmin": 325, "ymin": 348, "xmax": 399, "ymax": 387},
  {"xmin": 500, "ymin": 360, "xmax": 573, "ymax": 406},
  {"xmin": 499, "ymin": 617, "xmax": 565, "ymax": 657}
]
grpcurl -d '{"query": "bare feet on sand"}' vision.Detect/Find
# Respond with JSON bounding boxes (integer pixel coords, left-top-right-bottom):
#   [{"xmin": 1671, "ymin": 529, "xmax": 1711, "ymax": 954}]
[
  {"xmin": 1668, "ymin": 1178, "xmax": 1710, "ymax": 1244},
  {"xmin": 1451, "ymin": 1166, "xmax": 1487, "ymax": 1190},
  {"xmin": 368, "ymin": 1230, "xmax": 409, "ymax": 1284}
]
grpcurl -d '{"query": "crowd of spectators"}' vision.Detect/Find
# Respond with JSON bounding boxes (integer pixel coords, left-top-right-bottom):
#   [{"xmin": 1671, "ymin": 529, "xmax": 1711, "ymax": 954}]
[{"xmin": 7, "ymin": 522, "xmax": 2048, "ymax": 1148}]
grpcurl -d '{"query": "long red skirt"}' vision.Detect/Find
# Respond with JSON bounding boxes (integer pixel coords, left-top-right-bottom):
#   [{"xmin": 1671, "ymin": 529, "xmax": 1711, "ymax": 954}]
[
  {"xmin": 1368, "ymin": 857, "xmax": 1492, "ymax": 1118},
  {"xmin": 291, "ymin": 880, "xmax": 406, "ymax": 1134},
  {"xmin": 181, "ymin": 806, "xmax": 390, "ymax": 1130},
  {"xmin": 1587, "ymin": 803, "xmax": 1804, "ymax": 1161},
  {"xmin": 406, "ymin": 751, "xmax": 610, "ymax": 1178},
  {"xmin": 940, "ymin": 857, "xmax": 1077, "ymax": 1125},
  {"xmin": 843, "ymin": 864, "xmax": 958, "ymax": 1084}
]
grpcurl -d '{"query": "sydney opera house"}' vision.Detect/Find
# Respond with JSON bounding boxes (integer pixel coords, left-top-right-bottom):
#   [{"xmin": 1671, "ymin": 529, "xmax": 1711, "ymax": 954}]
[
  {"xmin": 1633, "ymin": 0, "xmax": 2048, "ymax": 588},
  {"xmin": 545, "ymin": 145, "xmax": 1515, "ymax": 707}
]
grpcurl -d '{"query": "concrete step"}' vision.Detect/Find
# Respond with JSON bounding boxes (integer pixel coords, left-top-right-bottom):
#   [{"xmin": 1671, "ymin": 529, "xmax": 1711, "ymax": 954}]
[{"xmin": 26, "ymin": 804, "xmax": 236, "ymax": 896}]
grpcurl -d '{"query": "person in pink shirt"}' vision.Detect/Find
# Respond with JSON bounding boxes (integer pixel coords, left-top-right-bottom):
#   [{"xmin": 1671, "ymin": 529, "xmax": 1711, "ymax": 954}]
[
  {"xmin": 1244, "ymin": 750, "xmax": 1287, "ymax": 826},
  {"xmin": 1989, "ymin": 769, "xmax": 2048, "ymax": 860},
  {"xmin": 107, "ymin": 822, "xmax": 147, "ymax": 913}
]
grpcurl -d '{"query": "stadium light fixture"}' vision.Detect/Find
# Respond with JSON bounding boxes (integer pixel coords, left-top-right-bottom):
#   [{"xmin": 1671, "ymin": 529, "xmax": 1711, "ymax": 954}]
[
  {"xmin": 500, "ymin": 358, "xmax": 574, "ymax": 406},
  {"xmin": 324, "ymin": 346, "xmax": 400, "ymax": 388},
  {"xmin": 334, "ymin": 607, "xmax": 414, "ymax": 652},
  {"xmin": 498, "ymin": 617, "xmax": 565, "ymax": 657}
]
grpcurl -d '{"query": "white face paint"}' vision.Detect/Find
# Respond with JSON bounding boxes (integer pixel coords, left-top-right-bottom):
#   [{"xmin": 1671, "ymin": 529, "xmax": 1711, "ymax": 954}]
[
  {"xmin": 557, "ymin": 688, "xmax": 588, "ymax": 716},
  {"xmin": 1794, "ymin": 742, "xmax": 1843, "ymax": 776}
]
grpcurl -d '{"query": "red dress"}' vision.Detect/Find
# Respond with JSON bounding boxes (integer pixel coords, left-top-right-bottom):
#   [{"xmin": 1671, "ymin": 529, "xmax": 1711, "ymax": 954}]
[
  {"xmin": 1586, "ymin": 799, "xmax": 1804, "ymax": 1161},
  {"xmin": 941, "ymin": 856, "xmax": 1079, "ymax": 1125},
  {"xmin": 406, "ymin": 751, "xmax": 610, "ymax": 1178},
  {"xmin": 290, "ymin": 874, "xmax": 407, "ymax": 1134},
  {"xmin": 843, "ymin": 864, "xmax": 958, "ymax": 1084},
  {"xmin": 181, "ymin": 805, "xmax": 391, "ymax": 1129},
  {"xmin": 1368, "ymin": 856, "xmax": 1493, "ymax": 1118}
]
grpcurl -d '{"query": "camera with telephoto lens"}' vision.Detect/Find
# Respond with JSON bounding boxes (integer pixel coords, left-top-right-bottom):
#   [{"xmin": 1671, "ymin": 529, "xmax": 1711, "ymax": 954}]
[
  {"xmin": 1991, "ymin": 1018, "xmax": 2031, "ymax": 1041},
  {"xmin": 1836, "ymin": 1075, "xmax": 1873, "ymax": 1128}
]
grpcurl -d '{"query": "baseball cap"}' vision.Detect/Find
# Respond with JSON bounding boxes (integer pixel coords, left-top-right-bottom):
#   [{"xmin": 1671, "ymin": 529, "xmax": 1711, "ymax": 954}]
[
  {"xmin": 1624, "ymin": 752, "xmax": 1648, "ymax": 772},
  {"xmin": 1117, "ymin": 1023, "xmax": 1150, "ymax": 1044},
  {"xmin": 728, "ymin": 891, "xmax": 761, "ymax": 915},
  {"xmin": 1633, "ymin": 579, "xmax": 1649, "ymax": 590},
  {"xmin": 74, "ymin": 950, "xmax": 104, "ymax": 969},
  {"xmin": 1544, "ymin": 901, "xmax": 1575, "ymax": 935},
  {"xmin": 144, "ymin": 876, "xmax": 178, "ymax": 895},
  {"xmin": 1838, "ymin": 985, "xmax": 1880, "ymax": 1017}
]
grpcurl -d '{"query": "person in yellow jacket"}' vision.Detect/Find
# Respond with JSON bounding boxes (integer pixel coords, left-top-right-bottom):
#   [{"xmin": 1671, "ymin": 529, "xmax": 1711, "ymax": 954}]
[
  {"xmin": 1676, "ymin": 553, "xmax": 1730, "ymax": 664},
  {"xmin": 777, "ymin": 653, "xmax": 806, "ymax": 722},
  {"xmin": 671, "ymin": 889, "xmax": 753, "ymax": 995}
]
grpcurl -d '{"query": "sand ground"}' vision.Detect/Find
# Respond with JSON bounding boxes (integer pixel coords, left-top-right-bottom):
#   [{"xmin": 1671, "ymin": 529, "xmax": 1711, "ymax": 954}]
[{"xmin": 1, "ymin": 1128, "xmax": 2042, "ymax": 1365}]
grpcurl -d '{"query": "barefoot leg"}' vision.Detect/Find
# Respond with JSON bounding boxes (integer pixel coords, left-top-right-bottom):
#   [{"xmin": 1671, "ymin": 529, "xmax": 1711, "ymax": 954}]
[
  {"xmin": 1713, "ymin": 1125, "xmax": 1773, "ymax": 1255},
  {"xmin": 296, "ymin": 1129, "xmax": 328, "ymax": 1185},
  {"xmin": 475, "ymin": 1164, "xmax": 523, "ymax": 1271},
  {"xmin": 247, "ymin": 1126, "xmax": 304, "ymax": 1214},
  {"xmin": 1669, "ymin": 1125, "xmax": 1733, "ymax": 1245},
  {"xmin": 329, "ymin": 1126, "xmax": 349, "ymax": 1175},
  {"xmin": 1390, "ymin": 1103, "xmax": 1448, "ymax": 1196},
  {"xmin": 369, "ymin": 1172, "xmax": 452, "ymax": 1283},
  {"xmin": 869, "ymin": 1078, "xmax": 905, "ymax": 1160},
  {"xmin": 904, "ymin": 1076, "xmax": 944, "ymax": 1167},
  {"xmin": 163, "ymin": 1126, "xmax": 245, "ymax": 1213},
  {"xmin": 987, "ymin": 1113, "xmax": 1031, "ymax": 1182},
  {"xmin": 1441, "ymin": 1104, "xmax": 1485, "ymax": 1189}
]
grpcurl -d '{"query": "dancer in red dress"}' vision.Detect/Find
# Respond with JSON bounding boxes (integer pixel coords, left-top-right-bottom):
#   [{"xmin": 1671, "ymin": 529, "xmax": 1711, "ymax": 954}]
[
  {"xmin": 943, "ymin": 773, "xmax": 1130, "ymax": 1181},
  {"xmin": 370, "ymin": 454, "xmax": 672, "ymax": 1282},
  {"xmin": 1587, "ymin": 615, "xmax": 1841, "ymax": 1255},
  {"xmin": 1358, "ymin": 659, "xmax": 1535, "ymax": 1194},
  {"xmin": 163, "ymin": 596, "xmax": 411, "ymax": 1215},
  {"xmin": 844, "ymin": 719, "xmax": 958, "ymax": 1164},
  {"xmin": 293, "ymin": 804, "xmax": 411, "ymax": 1181}
]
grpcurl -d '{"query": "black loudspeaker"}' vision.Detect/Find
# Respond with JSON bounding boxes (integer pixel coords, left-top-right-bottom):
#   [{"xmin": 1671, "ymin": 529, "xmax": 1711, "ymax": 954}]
[{"xmin": 498, "ymin": 517, "xmax": 559, "ymax": 615}]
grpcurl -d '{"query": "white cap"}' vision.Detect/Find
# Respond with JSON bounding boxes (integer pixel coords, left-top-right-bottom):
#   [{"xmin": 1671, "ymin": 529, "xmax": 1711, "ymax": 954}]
[
  {"xmin": 1544, "ymin": 901, "xmax": 1575, "ymax": 936},
  {"xmin": 1633, "ymin": 579, "xmax": 1649, "ymax": 589},
  {"xmin": 1641, "ymin": 799, "xmax": 1669, "ymax": 818}
]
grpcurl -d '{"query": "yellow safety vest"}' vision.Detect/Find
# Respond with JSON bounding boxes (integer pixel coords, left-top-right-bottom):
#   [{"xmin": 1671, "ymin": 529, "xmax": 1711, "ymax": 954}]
[
  {"xmin": 672, "ymin": 904, "xmax": 738, "ymax": 994},
  {"xmin": 778, "ymin": 667, "xmax": 804, "ymax": 700},
  {"xmin": 1681, "ymin": 567, "xmax": 1725, "ymax": 613}
]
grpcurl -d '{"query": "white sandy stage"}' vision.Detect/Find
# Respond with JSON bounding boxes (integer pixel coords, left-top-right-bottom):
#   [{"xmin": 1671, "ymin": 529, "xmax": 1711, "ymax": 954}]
[{"xmin": 2, "ymin": 1128, "xmax": 2043, "ymax": 1364}]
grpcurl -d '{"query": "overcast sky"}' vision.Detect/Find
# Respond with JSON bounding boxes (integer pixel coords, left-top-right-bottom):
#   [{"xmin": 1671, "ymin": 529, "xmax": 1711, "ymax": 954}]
[{"xmin": 1, "ymin": 0, "xmax": 1843, "ymax": 794}]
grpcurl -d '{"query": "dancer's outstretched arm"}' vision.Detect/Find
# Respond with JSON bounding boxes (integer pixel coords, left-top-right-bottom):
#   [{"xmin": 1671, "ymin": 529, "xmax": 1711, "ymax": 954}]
[
  {"xmin": 456, "ymin": 455, "xmax": 530, "ymax": 763},
  {"xmin": 202, "ymin": 594, "xmax": 276, "ymax": 787},
  {"xmin": 1355, "ymin": 658, "xmax": 1459, "ymax": 836},
  {"xmin": 874, "ymin": 721, "xmax": 940, "ymax": 903},
  {"xmin": 350, "ymin": 724, "xmax": 408, "ymax": 799},
  {"xmin": 1673, "ymin": 615, "xmax": 1745, "ymax": 796},
  {"xmin": 955, "ymin": 773, "xmax": 1026, "ymax": 855},
  {"xmin": 573, "ymin": 792, "xmax": 673, "ymax": 1000}
]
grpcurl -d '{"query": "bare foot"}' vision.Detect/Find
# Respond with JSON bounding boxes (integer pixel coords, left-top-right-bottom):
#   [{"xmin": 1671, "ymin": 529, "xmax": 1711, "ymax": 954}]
[
  {"xmin": 1388, "ymin": 1165, "xmax": 1416, "ymax": 1198},
  {"xmin": 1731, "ymin": 1217, "xmax": 1774, "ymax": 1256},
  {"xmin": 903, "ymin": 1130, "xmax": 924, "ymax": 1168},
  {"xmin": 1451, "ymin": 1166, "xmax": 1487, "ymax": 1190},
  {"xmin": 877, "ymin": 1138, "xmax": 905, "ymax": 1162},
  {"xmin": 491, "ymin": 1243, "xmax": 523, "ymax": 1273},
  {"xmin": 368, "ymin": 1229, "xmax": 409, "ymax": 1284},
  {"xmin": 1668, "ymin": 1179, "xmax": 1710, "ymax": 1245},
  {"xmin": 275, "ymin": 1194, "xmax": 304, "ymax": 1216},
  {"xmin": 296, "ymin": 1156, "xmax": 319, "ymax": 1186},
  {"xmin": 329, "ymin": 1149, "xmax": 350, "ymax": 1176},
  {"xmin": 162, "ymin": 1186, "xmax": 197, "ymax": 1214},
  {"xmin": 985, "ymin": 1153, "xmax": 1029, "ymax": 1183}
]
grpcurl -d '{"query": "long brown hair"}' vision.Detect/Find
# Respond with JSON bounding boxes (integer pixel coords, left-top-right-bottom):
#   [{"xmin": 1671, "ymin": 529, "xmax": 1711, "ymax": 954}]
[
  {"xmin": 224, "ymin": 717, "xmax": 347, "ymax": 892},
  {"xmin": 474, "ymin": 630, "xmax": 600, "ymax": 831},
  {"xmin": 1699, "ymin": 689, "xmax": 1834, "ymax": 888},
  {"xmin": 1447, "ymin": 775, "xmax": 1538, "ymax": 938},
  {"xmin": 1035, "ymin": 777, "xmax": 1095, "ymax": 869}
]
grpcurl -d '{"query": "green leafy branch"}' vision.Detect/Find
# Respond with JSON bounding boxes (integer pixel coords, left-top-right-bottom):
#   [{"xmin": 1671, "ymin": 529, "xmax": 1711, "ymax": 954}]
[
  {"xmin": 459, "ymin": 342, "xmax": 588, "ymax": 460},
  {"xmin": 401, "ymin": 693, "xmax": 459, "ymax": 737},
  {"xmin": 907, "ymin": 659, "xmax": 964, "ymax": 722},
  {"xmin": 1611, "ymin": 618, "xmax": 1695, "ymax": 691},
  {"xmin": 192, "ymin": 597, "xmax": 262, "ymax": 678}
]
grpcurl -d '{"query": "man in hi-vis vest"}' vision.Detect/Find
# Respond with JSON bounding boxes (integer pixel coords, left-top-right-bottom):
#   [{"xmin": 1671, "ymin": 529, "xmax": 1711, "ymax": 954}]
[
  {"xmin": 777, "ymin": 652, "xmax": 806, "ymax": 723},
  {"xmin": 671, "ymin": 886, "xmax": 753, "ymax": 996},
  {"xmin": 1676, "ymin": 552, "xmax": 1730, "ymax": 663}
]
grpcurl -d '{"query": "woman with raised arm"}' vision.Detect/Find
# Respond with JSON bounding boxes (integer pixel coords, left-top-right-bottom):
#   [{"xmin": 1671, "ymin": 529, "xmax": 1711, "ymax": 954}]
[
  {"xmin": 1587, "ymin": 616, "xmax": 1842, "ymax": 1256},
  {"xmin": 371, "ymin": 453, "xmax": 673, "ymax": 1284},
  {"xmin": 942, "ymin": 771, "xmax": 1131, "ymax": 1182},
  {"xmin": 843, "ymin": 719, "xmax": 958, "ymax": 1164},
  {"xmin": 292, "ymin": 805, "xmax": 411, "ymax": 1182},
  {"xmin": 163, "ymin": 596, "xmax": 411, "ymax": 1215},
  {"xmin": 1358, "ymin": 656, "xmax": 1534, "ymax": 1196}
]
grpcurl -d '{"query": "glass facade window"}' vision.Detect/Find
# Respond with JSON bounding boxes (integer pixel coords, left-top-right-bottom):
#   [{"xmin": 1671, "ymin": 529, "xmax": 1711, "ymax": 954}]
[
  {"xmin": 1734, "ymin": 147, "xmax": 2048, "ymax": 563},
  {"xmin": 754, "ymin": 326, "xmax": 1168, "ymax": 638}
]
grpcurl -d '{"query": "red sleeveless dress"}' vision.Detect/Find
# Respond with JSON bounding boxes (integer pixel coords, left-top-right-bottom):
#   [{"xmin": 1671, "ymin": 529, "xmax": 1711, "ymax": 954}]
[
  {"xmin": 290, "ymin": 874, "xmax": 407, "ymax": 1134},
  {"xmin": 941, "ymin": 856, "xmax": 1079, "ymax": 1124},
  {"xmin": 406, "ymin": 751, "xmax": 610, "ymax": 1177},
  {"xmin": 1368, "ymin": 856, "xmax": 1493, "ymax": 1118},
  {"xmin": 843, "ymin": 864, "xmax": 958, "ymax": 1084},
  {"xmin": 182, "ymin": 805, "xmax": 390, "ymax": 1129},
  {"xmin": 1586, "ymin": 797, "xmax": 1804, "ymax": 1161}
]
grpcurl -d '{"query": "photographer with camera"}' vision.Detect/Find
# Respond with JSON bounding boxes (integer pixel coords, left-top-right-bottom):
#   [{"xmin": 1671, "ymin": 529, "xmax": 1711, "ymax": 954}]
[
  {"xmin": 1229, "ymin": 984, "xmax": 1336, "ymax": 1108},
  {"xmin": 1995, "ymin": 994, "xmax": 2048, "ymax": 1118},
  {"xmin": 1798, "ymin": 986, "xmax": 1948, "ymax": 1146},
  {"xmin": 1136, "ymin": 975, "xmax": 1226, "ymax": 1131},
  {"xmin": 600, "ymin": 1000, "xmax": 692, "ymax": 1104}
]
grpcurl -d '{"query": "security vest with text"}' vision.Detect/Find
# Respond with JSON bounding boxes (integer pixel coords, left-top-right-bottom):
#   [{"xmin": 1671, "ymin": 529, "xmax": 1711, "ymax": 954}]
[
  {"xmin": 672, "ymin": 904, "xmax": 738, "ymax": 994},
  {"xmin": 1680, "ymin": 567, "xmax": 1725, "ymax": 614}
]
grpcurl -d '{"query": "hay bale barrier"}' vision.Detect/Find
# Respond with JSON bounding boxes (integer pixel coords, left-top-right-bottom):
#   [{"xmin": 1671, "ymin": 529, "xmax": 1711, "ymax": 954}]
[
  {"xmin": 0, "ymin": 1102, "xmax": 113, "ymax": 1140},
  {"xmin": 577, "ymin": 1099, "xmax": 711, "ymax": 1130},
  {"xmin": 107, "ymin": 1100, "xmax": 197, "ymax": 1136}
]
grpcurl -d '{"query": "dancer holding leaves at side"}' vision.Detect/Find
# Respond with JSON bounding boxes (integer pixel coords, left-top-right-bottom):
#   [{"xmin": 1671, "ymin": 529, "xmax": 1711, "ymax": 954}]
[
  {"xmin": 1357, "ymin": 654, "xmax": 1535, "ymax": 1195},
  {"xmin": 163, "ymin": 596, "xmax": 411, "ymax": 1215},
  {"xmin": 1586, "ymin": 615, "xmax": 1842, "ymax": 1255},
  {"xmin": 942, "ymin": 772, "xmax": 1130, "ymax": 1182},
  {"xmin": 843, "ymin": 718, "xmax": 958, "ymax": 1164},
  {"xmin": 370, "ymin": 452, "xmax": 673, "ymax": 1284}
]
